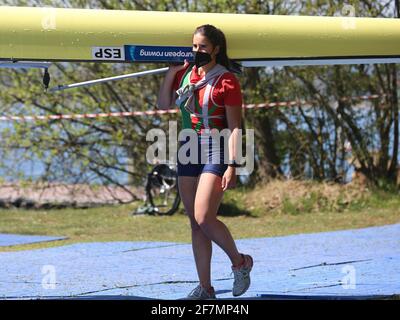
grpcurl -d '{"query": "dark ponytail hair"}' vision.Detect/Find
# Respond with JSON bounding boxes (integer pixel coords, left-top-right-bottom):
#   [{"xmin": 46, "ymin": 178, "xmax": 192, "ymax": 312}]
[{"xmin": 193, "ymin": 24, "xmax": 242, "ymax": 74}]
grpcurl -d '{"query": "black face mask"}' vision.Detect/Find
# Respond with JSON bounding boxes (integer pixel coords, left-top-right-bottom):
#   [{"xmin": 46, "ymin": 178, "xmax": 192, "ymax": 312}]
[{"xmin": 193, "ymin": 51, "xmax": 212, "ymax": 68}]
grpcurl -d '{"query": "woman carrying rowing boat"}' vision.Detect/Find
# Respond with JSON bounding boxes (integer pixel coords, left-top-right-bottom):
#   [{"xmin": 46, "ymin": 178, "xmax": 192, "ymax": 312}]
[{"xmin": 157, "ymin": 24, "xmax": 253, "ymax": 299}]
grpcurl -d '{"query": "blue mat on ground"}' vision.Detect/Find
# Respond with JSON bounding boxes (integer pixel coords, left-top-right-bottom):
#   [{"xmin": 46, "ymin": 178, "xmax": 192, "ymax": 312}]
[
  {"xmin": 0, "ymin": 234, "xmax": 68, "ymax": 247},
  {"xmin": 0, "ymin": 224, "xmax": 399, "ymax": 300}
]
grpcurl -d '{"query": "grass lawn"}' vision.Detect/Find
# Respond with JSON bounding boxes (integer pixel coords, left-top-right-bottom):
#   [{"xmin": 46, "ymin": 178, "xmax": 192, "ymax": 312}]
[{"xmin": 0, "ymin": 180, "xmax": 399, "ymax": 252}]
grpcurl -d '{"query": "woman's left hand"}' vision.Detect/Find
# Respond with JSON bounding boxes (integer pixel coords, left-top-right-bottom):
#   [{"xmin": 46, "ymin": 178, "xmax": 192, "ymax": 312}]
[{"xmin": 221, "ymin": 166, "xmax": 237, "ymax": 191}]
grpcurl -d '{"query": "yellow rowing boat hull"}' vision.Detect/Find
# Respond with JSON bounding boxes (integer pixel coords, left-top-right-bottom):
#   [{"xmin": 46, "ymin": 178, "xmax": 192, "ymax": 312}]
[{"xmin": 0, "ymin": 6, "xmax": 399, "ymax": 66}]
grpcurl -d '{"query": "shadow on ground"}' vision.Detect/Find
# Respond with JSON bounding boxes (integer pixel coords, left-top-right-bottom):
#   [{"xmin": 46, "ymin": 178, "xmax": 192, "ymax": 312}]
[{"xmin": 217, "ymin": 202, "xmax": 254, "ymax": 217}]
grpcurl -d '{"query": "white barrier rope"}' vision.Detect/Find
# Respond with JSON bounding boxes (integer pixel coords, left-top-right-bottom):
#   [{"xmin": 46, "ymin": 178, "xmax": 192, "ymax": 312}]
[{"xmin": 0, "ymin": 94, "xmax": 386, "ymax": 122}]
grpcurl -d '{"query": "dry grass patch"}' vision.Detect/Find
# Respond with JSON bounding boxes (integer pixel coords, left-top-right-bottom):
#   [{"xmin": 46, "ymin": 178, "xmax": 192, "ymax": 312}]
[{"xmin": 243, "ymin": 179, "xmax": 371, "ymax": 215}]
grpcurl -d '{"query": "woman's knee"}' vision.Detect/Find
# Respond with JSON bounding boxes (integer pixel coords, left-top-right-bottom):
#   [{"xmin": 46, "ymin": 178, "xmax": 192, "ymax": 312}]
[
  {"xmin": 185, "ymin": 210, "xmax": 201, "ymax": 231},
  {"xmin": 194, "ymin": 211, "xmax": 215, "ymax": 231}
]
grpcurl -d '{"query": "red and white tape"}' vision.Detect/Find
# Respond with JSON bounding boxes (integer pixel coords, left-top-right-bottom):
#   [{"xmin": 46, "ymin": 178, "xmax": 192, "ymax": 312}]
[
  {"xmin": 0, "ymin": 94, "xmax": 386, "ymax": 122},
  {"xmin": 0, "ymin": 109, "xmax": 179, "ymax": 122}
]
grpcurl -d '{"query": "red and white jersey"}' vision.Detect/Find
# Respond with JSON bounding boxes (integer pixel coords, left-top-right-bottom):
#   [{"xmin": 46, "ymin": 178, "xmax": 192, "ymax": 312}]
[{"xmin": 173, "ymin": 64, "xmax": 243, "ymax": 134}]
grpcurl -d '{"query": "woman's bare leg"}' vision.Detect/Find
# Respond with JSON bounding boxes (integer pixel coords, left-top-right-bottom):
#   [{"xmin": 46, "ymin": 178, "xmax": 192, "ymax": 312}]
[
  {"xmin": 194, "ymin": 173, "xmax": 243, "ymax": 267},
  {"xmin": 178, "ymin": 176, "xmax": 213, "ymax": 289}
]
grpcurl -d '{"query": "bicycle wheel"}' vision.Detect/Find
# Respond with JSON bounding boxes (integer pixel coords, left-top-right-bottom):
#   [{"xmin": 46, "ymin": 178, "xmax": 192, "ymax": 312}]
[{"xmin": 146, "ymin": 164, "xmax": 180, "ymax": 215}]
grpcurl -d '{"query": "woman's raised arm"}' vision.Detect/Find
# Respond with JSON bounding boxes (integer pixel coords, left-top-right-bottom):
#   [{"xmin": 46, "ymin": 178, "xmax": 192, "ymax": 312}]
[{"xmin": 157, "ymin": 60, "xmax": 189, "ymax": 110}]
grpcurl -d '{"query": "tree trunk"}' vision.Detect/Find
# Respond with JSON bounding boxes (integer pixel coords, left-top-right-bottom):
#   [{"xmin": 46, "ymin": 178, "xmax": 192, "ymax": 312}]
[{"xmin": 244, "ymin": 68, "xmax": 282, "ymax": 184}]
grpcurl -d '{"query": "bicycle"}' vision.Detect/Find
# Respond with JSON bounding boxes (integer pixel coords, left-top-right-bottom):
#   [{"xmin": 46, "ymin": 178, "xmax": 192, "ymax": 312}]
[{"xmin": 134, "ymin": 162, "xmax": 181, "ymax": 215}]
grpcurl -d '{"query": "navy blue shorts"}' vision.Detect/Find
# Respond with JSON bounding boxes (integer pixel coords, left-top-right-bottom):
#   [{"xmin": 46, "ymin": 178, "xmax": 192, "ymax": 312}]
[{"xmin": 177, "ymin": 135, "xmax": 228, "ymax": 178}]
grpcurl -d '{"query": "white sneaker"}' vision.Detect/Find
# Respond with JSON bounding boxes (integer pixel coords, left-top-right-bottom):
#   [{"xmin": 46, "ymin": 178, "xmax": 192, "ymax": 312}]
[
  {"xmin": 232, "ymin": 254, "xmax": 253, "ymax": 297},
  {"xmin": 186, "ymin": 285, "xmax": 216, "ymax": 300}
]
